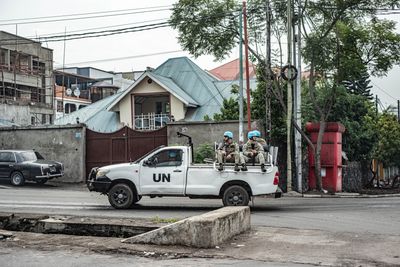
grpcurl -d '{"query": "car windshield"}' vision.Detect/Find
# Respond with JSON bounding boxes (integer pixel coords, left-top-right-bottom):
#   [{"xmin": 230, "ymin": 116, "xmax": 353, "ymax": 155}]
[
  {"xmin": 133, "ymin": 145, "xmax": 165, "ymax": 164},
  {"xmin": 19, "ymin": 151, "xmax": 38, "ymax": 161}
]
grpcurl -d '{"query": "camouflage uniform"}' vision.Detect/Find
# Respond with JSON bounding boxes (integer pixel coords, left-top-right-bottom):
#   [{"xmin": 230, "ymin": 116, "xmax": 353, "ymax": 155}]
[
  {"xmin": 243, "ymin": 140, "xmax": 265, "ymax": 164},
  {"xmin": 255, "ymin": 137, "xmax": 267, "ymax": 146},
  {"xmin": 217, "ymin": 141, "xmax": 243, "ymax": 164}
]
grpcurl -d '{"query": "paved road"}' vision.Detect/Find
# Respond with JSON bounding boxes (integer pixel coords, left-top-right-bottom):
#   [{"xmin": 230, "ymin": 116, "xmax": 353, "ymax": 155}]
[
  {"xmin": 0, "ymin": 247, "xmax": 311, "ymax": 267},
  {"xmin": 1, "ymin": 182, "xmax": 399, "ymax": 235}
]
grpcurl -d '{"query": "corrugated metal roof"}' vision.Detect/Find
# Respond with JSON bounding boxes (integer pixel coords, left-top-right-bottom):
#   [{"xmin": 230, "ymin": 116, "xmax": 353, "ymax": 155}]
[
  {"xmin": 153, "ymin": 57, "xmax": 224, "ymax": 107},
  {"xmin": 214, "ymin": 79, "xmax": 258, "ymax": 99},
  {"xmin": 54, "ymin": 93, "xmax": 122, "ymax": 133},
  {"xmin": 152, "ymin": 57, "xmax": 226, "ymax": 120},
  {"xmin": 149, "ymin": 72, "xmax": 199, "ymax": 107}
]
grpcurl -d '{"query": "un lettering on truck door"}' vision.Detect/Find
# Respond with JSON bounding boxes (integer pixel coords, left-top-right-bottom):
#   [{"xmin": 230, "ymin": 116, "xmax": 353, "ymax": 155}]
[
  {"xmin": 153, "ymin": 173, "xmax": 171, "ymax": 182},
  {"xmin": 140, "ymin": 149, "xmax": 186, "ymax": 195}
]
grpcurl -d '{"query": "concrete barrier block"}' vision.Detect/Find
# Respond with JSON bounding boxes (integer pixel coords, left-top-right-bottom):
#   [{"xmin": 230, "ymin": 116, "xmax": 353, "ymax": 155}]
[{"xmin": 122, "ymin": 206, "xmax": 250, "ymax": 248}]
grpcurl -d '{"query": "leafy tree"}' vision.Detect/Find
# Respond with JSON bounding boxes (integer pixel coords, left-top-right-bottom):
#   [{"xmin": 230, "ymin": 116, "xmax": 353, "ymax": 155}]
[
  {"xmin": 213, "ymin": 97, "xmax": 240, "ymax": 121},
  {"xmin": 170, "ymin": 0, "xmax": 400, "ymax": 191},
  {"xmin": 300, "ymin": 1, "xmax": 400, "ymax": 191},
  {"xmin": 208, "ymin": 85, "xmax": 247, "ymax": 121},
  {"xmin": 342, "ymin": 69, "xmax": 374, "ymax": 101},
  {"xmin": 326, "ymin": 86, "xmax": 377, "ymax": 161},
  {"xmin": 374, "ymin": 112, "xmax": 400, "ymax": 167}
]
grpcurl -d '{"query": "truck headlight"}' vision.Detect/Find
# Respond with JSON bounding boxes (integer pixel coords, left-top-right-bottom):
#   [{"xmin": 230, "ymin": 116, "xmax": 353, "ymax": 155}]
[{"xmin": 96, "ymin": 169, "xmax": 110, "ymax": 178}]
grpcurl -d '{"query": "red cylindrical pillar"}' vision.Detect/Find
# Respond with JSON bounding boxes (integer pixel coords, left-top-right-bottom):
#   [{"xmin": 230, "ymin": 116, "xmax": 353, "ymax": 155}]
[{"xmin": 306, "ymin": 122, "xmax": 345, "ymax": 192}]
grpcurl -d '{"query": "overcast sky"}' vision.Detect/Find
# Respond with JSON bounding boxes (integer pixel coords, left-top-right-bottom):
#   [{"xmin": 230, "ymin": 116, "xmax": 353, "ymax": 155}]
[{"xmin": 0, "ymin": 0, "xmax": 398, "ymax": 108}]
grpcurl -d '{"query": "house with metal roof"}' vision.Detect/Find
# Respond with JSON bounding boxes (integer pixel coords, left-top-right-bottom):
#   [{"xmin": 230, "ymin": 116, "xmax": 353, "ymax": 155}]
[
  {"xmin": 54, "ymin": 56, "xmax": 257, "ymax": 132},
  {"xmin": 107, "ymin": 57, "xmax": 227, "ymax": 130}
]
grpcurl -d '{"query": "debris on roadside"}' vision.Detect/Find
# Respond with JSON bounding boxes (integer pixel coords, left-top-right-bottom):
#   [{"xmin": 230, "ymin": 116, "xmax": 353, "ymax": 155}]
[{"xmin": 0, "ymin": 230, "xmax": 13, "ymax": 240}]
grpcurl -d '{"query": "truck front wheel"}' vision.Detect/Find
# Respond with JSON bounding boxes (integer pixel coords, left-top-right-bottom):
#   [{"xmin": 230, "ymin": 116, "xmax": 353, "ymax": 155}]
[
  {"xmin": 222, "ymin": 185, "xmax": 250, "ymax": 206},
  {"xmin": 108, "ymin": 183, "xmax": 134, "ymax": 209}
]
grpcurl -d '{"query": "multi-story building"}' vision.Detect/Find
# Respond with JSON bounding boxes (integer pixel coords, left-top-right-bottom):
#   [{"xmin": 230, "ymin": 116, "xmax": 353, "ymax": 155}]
[
  {"xmin": 0, "ymin": 31, "xmax": 54, "ymax": 125},
  {"xmin": 53, "ymin": 67, "xmax": 134, "ymax": 120}
]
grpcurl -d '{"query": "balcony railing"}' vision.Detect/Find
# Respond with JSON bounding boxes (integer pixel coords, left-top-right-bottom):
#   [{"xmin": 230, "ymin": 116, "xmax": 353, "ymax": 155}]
[{"xmin": 134, "ymin": 113, "xmax": 170, "ymax": 130}]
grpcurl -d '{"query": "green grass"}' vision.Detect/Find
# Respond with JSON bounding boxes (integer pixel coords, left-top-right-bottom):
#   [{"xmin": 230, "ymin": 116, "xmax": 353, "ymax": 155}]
[{"xmin": 151, "ymin": 216, "xmax": 179, "ymax": 224}]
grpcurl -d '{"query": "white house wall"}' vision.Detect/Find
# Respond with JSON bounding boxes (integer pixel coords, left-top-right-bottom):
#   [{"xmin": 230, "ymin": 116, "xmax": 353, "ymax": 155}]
[
  {"xmin": 119, "ymin": 95, "xmax": 132, "ymax": 127},
  {"xmin": 134, "ymin": 78, "xmax": 166, "ymax": 94},
  {"xmin": 170, "ymin": 94, "xmax": 185, "ymax": 121},
  {"xmin": 117, "ymin": 77, "xmax": 186, "ymax": 127}
]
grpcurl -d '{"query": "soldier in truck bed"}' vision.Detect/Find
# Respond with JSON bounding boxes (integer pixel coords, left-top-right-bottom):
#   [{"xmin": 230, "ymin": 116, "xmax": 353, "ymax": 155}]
[
  {"xmin": 216, "ymin": 131, "xmax": 247, "ymax": 172},
  {"xmin": 243, "ymin": 131, "xmax": 266, "ymax": 172},
  {"xmin": 253, "ymin": 130, "xmax": 267, "ymax": 145}
]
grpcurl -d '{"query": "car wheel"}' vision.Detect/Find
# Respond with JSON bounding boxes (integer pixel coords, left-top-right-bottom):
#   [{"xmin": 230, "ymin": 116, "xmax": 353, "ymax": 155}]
[
  {"xmin": 222, "ymin": 185, "xmax": 249, "ymax": 206},
  {"xmin": 108, "ymin": 183, "xmax": 134, "ymax": 209},
  {"xmin": 35, "ymin": 178, "xmax": 48, "ymax": 185},
  {"xmin": 130, "ymin": 195, "xmax": 142, "ymax": 208},
  {"xmin": 10, "ymin": 172, "xmax": 25, "ymax": 186}
]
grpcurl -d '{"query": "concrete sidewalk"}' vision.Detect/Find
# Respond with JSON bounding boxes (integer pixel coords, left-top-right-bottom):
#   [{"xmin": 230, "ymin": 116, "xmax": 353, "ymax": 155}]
[
  {"xmin": 1, "ymin": 224, "xmax": 399, "ymax": 266},
  {"xmin": 284, "ymin": 191, "xmax": 400, "ymax": 198}
]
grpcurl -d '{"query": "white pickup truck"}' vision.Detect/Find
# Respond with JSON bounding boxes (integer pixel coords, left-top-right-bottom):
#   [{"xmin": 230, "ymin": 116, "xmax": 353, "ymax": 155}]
[{"xmin": 87, "ymin": 135, "xmax": 281, "ymax": 209}]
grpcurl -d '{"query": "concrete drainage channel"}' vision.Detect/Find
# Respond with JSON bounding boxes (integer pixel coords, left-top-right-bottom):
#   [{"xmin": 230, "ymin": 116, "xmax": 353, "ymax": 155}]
[
  {"xmin": 0, "ymin": 213, "xmax": 161, "ymax": 238},
  {"xmin": 0, "ymin": 207, "xmax": 251, "ymax": 248}
]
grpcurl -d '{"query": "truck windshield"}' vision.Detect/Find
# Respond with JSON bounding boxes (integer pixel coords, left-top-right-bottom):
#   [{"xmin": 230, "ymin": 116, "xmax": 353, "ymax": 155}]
[{"xmin": 133, "ymin": 145, "xmax": 165, "ymax": 164}]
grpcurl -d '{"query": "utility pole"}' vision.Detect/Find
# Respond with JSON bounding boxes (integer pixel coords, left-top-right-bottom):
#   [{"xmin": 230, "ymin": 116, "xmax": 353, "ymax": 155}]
[
  {"xmin": 375, "ymin": 95, "xmax": 378, "ymax": 116},
  {"xmin": 1, "ymin": 67, "xmax": 4, "ymax": 103},
  {"xmin": 62, "ymin": 27, "xmax": 67, "ymax": 116},
  {"xmin": 294, "ymin": 0, "xmax": 302, "ymax": 192},
  {"xmin": 239, "ymin": 9, "xmax": 244, "ymax": 143},
  {"xmin": 243, "ymin": 1, "xmax": 252, "ymax": 131},
  {"xmin": 265, "ymin": 0, "xmax": 272, "ymax": 143},
  {"xmin": 397, "ymin": 100, "xmax": 399, "ymax": 123},
  {"xmin": 286, "ymin": 0, "xmax": 293, "ymax": 191}
]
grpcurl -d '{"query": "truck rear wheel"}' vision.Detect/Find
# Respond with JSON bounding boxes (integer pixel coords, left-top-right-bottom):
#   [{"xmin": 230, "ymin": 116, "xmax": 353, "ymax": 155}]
[
  {"xmin": 222, "ymin": 185, "xmax": 249, "ymax": 206},
  {"xmin": 108, "ymin": 183, "xmax": 134, "ymax": 209}
]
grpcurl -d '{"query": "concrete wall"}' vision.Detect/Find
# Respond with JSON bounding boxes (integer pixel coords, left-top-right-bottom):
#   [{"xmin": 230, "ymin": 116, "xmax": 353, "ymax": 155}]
[
  {"xmin": 0, "ymin": 124, "xmax": 85, "ymax": 183},
  {"xmin": 167, "ymin": 120, "xmax": 263, "ymax": 148}
]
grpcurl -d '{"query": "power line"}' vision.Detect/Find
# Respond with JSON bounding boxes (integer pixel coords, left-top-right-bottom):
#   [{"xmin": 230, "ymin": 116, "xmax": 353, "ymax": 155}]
[
  {"xmin": 0, "ymin": 8, "xmax": 245, "ymax": 45},
  {"xmin": 27, "ymin": 18, "xmax": 169, "ymax": 38},
  {"xmin": 371, "ymin": 81, "xmax": 398, "ymax": 101},
  {"xmin": 60, "ymin": 50, "xmax": 184, "ymax": 66},
  {"xmin": 0, "ymin": 7, "xmax": 171, "ymax": 26},
  {"xmin": 39, "ymin": 22, "xmax": 170, "ymax": 40},
  {"xmin": 0, "ymin": 5, "xmax": 172, "ymax": 23},
  {"xmin": 0, "ymin": 22, "xmax": 170, "ymax": 45}
]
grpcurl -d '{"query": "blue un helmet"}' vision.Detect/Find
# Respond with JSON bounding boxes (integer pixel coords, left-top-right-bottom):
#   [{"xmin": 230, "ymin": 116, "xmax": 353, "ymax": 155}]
[
  {"xmin": 253, "ymin": 130, "xmax": 261, "ymax": 138},
  {"xmin": 168, "ymin": 150, "xmax": 177, "ymax": 158},
  {"xmin": 247, "ymin": 131, "xmax": 255, "ymax": 140},
  {"xmin": 223, "ymin": 131, "xmax": 233, "ymax": 139}
]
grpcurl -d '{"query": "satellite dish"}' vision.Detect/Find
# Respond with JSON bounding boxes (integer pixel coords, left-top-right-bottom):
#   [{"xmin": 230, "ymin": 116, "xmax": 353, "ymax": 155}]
[
  {"xmin": 73, "ymin": 89, "xmax": 81, "ymax": 97},
  {"xmin": 66, "ymin": 88, "xmax": 72, "ymax": 96}
]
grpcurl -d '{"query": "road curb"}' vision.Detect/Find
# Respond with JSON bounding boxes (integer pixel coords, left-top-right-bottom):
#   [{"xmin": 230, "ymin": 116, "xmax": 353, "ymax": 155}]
[
  {"xmin": 284, "ymin": 193, "xmax": 400, "ymax": 198},
  {"xmin": 0, "ymin": 185, "xmax": 11, "ymax": 190}
]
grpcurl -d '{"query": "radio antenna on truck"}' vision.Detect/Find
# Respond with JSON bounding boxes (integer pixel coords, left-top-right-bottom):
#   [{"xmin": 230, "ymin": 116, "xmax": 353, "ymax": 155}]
[{"xmin": 177, "ymin": 132, "xmax": 194, "ymax": 163}]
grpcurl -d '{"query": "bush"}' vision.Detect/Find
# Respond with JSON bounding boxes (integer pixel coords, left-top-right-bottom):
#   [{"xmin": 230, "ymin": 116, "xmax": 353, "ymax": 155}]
[{"xmin": 194, "ymin": 143, "xmax": 215, "ymax": 163}]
